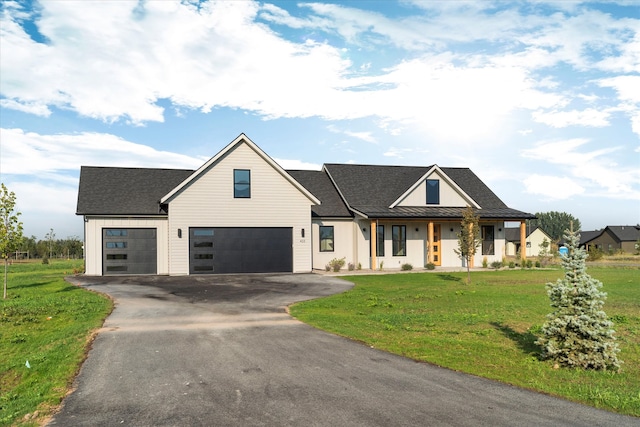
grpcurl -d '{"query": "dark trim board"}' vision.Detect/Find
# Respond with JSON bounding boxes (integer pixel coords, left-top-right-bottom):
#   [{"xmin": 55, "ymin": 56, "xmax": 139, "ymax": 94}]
[{"xmin": 189, "ymin": 227, "xmax": 293, "ymax": 274}]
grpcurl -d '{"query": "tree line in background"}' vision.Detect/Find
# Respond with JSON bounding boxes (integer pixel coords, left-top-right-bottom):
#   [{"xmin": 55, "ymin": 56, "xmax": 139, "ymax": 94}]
[
  {"xmin": 528, "ymin": 211, "xmax": 582, "ymax": 243},
  {"xmin": 15, "ymin": 232, "xmax": 83, "ymax": 260}
]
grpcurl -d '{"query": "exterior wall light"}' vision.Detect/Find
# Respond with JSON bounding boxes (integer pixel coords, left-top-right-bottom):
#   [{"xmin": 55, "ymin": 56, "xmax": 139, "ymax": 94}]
[{"xmin": 178, "ymin": 229, "xmax": 182, "ymax": 238}]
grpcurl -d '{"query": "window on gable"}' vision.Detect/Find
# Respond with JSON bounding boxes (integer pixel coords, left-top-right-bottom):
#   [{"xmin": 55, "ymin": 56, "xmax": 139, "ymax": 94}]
[
  {"xmin": 392, "ymin": 225, "xmax": 406, "ymax": 256},
  {"xmin": 426, "ymin": 179, "xmax": 440, "ymax": 204},
  {"xmin": 234, "ymin": 169, "xmax": 251, "ymax": 198},
  {"xmin": 320, "ymin": 226, "xmax": 334, "ymax": 252}
]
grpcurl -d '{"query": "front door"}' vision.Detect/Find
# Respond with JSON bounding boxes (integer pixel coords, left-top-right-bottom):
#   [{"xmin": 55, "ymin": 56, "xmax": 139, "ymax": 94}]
[
  {"xmin": 427, "ymin": 224, "xmax": 442, "ymax": 265},
  {"xmin": 432, "ymin": 224, "xmax": 441, "ymax": 266}
]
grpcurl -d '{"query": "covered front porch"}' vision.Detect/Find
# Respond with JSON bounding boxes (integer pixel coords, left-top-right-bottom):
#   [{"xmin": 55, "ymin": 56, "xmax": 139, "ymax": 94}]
[{"xmin": 365, "ymin": 218, "xmax": 529, "ymax": 270}]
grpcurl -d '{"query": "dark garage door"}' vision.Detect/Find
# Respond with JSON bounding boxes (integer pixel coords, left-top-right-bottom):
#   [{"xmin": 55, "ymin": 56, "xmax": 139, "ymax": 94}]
[
  {"xmin": 190, "ymin": 227, "xmax": 292, "ymax": 274},
  {"xmin": 103, "ymin": 228, "xmax": 157, "ymax": 275}
]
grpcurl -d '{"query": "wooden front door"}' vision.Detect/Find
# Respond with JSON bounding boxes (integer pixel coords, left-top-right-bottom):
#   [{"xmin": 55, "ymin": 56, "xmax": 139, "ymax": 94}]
[{"xmin": 432, "ymin": 224, "xmax": 441, "ymax": 266}]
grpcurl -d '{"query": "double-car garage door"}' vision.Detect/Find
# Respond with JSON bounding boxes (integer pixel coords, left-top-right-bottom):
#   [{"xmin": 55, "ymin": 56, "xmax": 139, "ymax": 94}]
[
  {"xmin": 190, "ymin": 227, "xmax": 293, "ymax": 274},
  {"xmin": 102, "ymin": 227, "xmax": 293, "ymax": 275}
]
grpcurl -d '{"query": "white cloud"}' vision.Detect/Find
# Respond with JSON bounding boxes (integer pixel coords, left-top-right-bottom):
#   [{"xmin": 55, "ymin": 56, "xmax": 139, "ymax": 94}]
[
  {"xmin": 531, "ymin": 108, "xmax": 612, "ymax": 128},
  {"xmin": 522, "ymin": 138, "xmax": 640, "ymax": 199},
  {"xmin": 0, "ymin": 128, "xmax": 204, "ymax": 175},
  {"xmin": 273, "ymin": 158, "xmax": 321, "ymax": 170},
  {"xmin": 523, "ymin": 174, "xmax": 585, "ymax": 200},
  {"xmin": 0, "ymin": 99, "xmax": 51, "ymax": 116}
]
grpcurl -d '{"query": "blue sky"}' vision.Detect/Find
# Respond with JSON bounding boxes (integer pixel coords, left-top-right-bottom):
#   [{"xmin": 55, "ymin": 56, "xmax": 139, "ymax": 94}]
[{"xmin": 1, "ymin": 0, "xmax": 639, "ymax": 240}]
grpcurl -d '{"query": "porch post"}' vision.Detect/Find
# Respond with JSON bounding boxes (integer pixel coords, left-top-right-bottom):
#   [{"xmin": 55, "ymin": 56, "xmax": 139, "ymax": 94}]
[
  {"xmin": 520, "ymin": 220, "xmax": 527, "ymax": 263},
  {"xmin": 371, "ymin": 219, "xmax": 377, "ymax": 270},
  {"xmin": 427, "ymin": 221, "xmax": 434, "ymax": 264}
]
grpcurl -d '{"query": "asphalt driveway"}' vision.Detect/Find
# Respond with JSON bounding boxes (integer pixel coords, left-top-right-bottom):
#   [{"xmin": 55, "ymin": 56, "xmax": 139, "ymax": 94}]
[{"xmin": 48, "ymin": 274, "xmax": 636, "ymax": 426}]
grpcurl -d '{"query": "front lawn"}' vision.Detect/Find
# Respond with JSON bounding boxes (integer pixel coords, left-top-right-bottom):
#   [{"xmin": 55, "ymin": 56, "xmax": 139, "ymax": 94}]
[
  {"xmin": 0, "ymin": 260, "xmax": 112, "ymax": 426},
  {"xmin": 290, "ymin": 268, "xmax": 640, "ymax": 416}
]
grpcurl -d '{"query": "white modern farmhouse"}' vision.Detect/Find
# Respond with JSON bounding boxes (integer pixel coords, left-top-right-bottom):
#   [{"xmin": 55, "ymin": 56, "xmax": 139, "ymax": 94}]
[{"xmin": 76, "ymin": 134, "xmax": 534, "ymax": 275}]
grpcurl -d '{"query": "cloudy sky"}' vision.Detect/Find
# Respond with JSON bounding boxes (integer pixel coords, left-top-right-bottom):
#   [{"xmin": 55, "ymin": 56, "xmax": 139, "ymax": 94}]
[{"xmin": 1, "ymin": 0, "xmax": 639, "ymax": 240}]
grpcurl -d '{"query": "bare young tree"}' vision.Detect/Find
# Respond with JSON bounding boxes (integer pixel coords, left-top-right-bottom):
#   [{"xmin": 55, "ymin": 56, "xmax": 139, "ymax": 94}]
[
  {"xmin": 1, "ymin": 183, "xmax": 24, "ymax": 299},
  {"xmin": 454, "ymin": 206, "xmax": 481, "ymax": 284}
]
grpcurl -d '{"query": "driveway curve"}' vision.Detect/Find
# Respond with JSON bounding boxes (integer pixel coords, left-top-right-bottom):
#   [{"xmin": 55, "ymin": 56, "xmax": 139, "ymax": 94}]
[{"xmin": 48, "ymin": 274, "xmax": 636, "ymax": 427}]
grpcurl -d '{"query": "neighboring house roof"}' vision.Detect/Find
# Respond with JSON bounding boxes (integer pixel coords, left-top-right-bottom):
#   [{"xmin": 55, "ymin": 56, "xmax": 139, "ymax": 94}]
[
  {"xmin": 605, "ymin": 225, "xmax": 640, "ymax": 242},
  {"xmin": 287, "ymin": 170, "xmax": 351, "ymax": 218},
  {"xmin": 577, "ymin": 230, "xmax": 603, "ymax": 246},
  {"xmin": 76, "ymin": 166, "xmax": 193, "ymax": 215},
  {"xmin": 504, "ymin": 226, "xmax": 551, "ymax": 242}
]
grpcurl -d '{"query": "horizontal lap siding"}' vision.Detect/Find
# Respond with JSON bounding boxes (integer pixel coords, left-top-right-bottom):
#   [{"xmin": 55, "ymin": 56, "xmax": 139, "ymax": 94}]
[{"xmin": 168, "ymin": 143, "xmax": 313, "ymax": 275}]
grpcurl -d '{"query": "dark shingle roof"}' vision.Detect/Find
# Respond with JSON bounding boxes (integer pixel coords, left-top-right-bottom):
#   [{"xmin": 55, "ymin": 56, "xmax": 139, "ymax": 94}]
[
  {"xmin": 606, "ymin": 226, "xmax": 640, "ymax": 242},
  {"xmin": 440, "ymin": 168, "xmax": 508, "ymax": 209},
  {"xmin": 577, "ymin": 230, "xmax": 603, "ymax": 246},
  {"xmin": 286, "ymin": 170, "xmax": 351, "ymax": 217},
  {"xmin": 322, "ymin": 163, "xmax": 530, "ymax": 219},
  {"xmin": 76, "ymin": 166, "xmax": 194, "ymax": 215},
  {"xmin": 323, "ymin": 164, "xmax": 429, "ymax": 207},
  {"xmin": 76, "ymin": 162, "xmax": 533, "ymax": 221}
]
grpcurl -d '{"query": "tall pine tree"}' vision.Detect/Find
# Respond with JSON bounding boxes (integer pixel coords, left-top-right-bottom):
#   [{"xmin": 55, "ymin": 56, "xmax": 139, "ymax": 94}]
[{"xmin": 537, "ymin": 228, "xmax": 621, "ymax": 370}]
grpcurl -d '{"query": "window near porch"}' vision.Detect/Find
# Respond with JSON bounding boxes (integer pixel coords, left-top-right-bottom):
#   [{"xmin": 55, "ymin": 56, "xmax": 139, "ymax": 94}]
[
  {"xmin": 371, "ymin": 225, "xmax": 385, "ymax": 257},
  {"xmin": 482, "ymin": 225, "xmax": 495, "ymax": 255},
  {"xmin": 392, "ymin": 225, "xmax": 406, "ymax": 256},
  {"xmin": 426, "ymin": 179, "xmax": 440, "ymax": 204},
  {"xmin": 320, "ymin": 226, "xmax": 334, "ymax": 252},
  {"xmin": 234, "ymin": 169, "xmax": 251, "ymax": 198}
]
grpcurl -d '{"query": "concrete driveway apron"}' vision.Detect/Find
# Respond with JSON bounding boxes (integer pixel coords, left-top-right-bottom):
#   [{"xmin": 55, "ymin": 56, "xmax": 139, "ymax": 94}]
[{"xmin": 48, "ymin": 274, "xmax": 637, "ymax": 427}]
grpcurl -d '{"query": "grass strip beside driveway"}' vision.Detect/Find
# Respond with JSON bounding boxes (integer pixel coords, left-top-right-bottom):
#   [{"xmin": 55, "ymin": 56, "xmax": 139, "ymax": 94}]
[
  {"xmin": 0, "ymin": 260, "xmax": 112, "ymax": 426},
  {"xmin": 290, "ymin": 268, "xmax": 640, "ymax": 417}
]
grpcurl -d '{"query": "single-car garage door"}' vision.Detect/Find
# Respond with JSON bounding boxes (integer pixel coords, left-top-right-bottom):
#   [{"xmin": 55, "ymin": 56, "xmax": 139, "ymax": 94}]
[
  {"xmin": 103, "ymin": 228, "xmax": 157, "ymax": 275},
  {"xmin": 190, "ymin": 227, "xmax": 292, "ymax": 274}
]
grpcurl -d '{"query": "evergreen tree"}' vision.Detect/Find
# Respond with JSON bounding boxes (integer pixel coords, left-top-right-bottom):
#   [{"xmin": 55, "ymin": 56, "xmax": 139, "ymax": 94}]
[{"xmin": 537, "ymin": 228, "xmax": 621, "ymax": 370}]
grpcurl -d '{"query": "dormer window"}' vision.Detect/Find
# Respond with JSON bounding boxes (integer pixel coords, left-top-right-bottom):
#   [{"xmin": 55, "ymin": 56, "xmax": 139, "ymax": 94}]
[
  {"xmin": 426, "ymin": 179, "xmax": 439, "ymax": 204},
  {"xmin": 234, "ymin": 169, "xmax": 251, "ymax": 198}
]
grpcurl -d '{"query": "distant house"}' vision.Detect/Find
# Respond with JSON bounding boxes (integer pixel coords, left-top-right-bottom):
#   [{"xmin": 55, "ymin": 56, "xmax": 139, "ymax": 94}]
[
  {"xmin": 505, "ymin": 226, "xmax": 552, "ymax": 257},
  {"xmin": 76, "ymin": 134, "xmax": 535, "ymax": 276},
  {"xmin": 579, "ymin": 226, "xmax": 640, "ymax": 253}
]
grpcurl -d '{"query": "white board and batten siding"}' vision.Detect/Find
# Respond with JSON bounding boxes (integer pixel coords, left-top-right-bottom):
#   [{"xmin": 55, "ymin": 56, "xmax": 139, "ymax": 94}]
[
  {"xmin": 83, "ymin": 217, "xmax": 169, "ymax": 275},
  {"xmin": 166, "ymin": 141, "xmax": 314, "ymax": 275}
]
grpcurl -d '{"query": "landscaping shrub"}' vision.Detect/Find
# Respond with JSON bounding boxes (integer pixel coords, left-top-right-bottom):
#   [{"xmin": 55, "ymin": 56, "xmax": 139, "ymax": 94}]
[
  {"xmin": 425, "ymin": 262, "xmax": 435, "ymax": 270},
  {"xmin": 490, "ymin": 261, "xmax": 502, "ymax": 269},
  {"xmin": 482, "ymin": 256, "xmax": 488, "ymax": 268},
  {"xmin": 327, "ymin": 257, "xmax": 346, "ymax": 272},
  {"xmin": 401, "ymin": 263, "xmax": 413, "ymax": 271}
]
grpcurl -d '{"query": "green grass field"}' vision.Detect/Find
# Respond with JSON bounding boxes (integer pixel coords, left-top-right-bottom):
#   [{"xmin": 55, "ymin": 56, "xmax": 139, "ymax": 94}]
[
  {"xmin": 0, "ymin": 260, "xmax": 112, "ymax": 426},
  {"xmin": 290, "ymin": 267, "xmax": 640, "ymax": 416}
]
